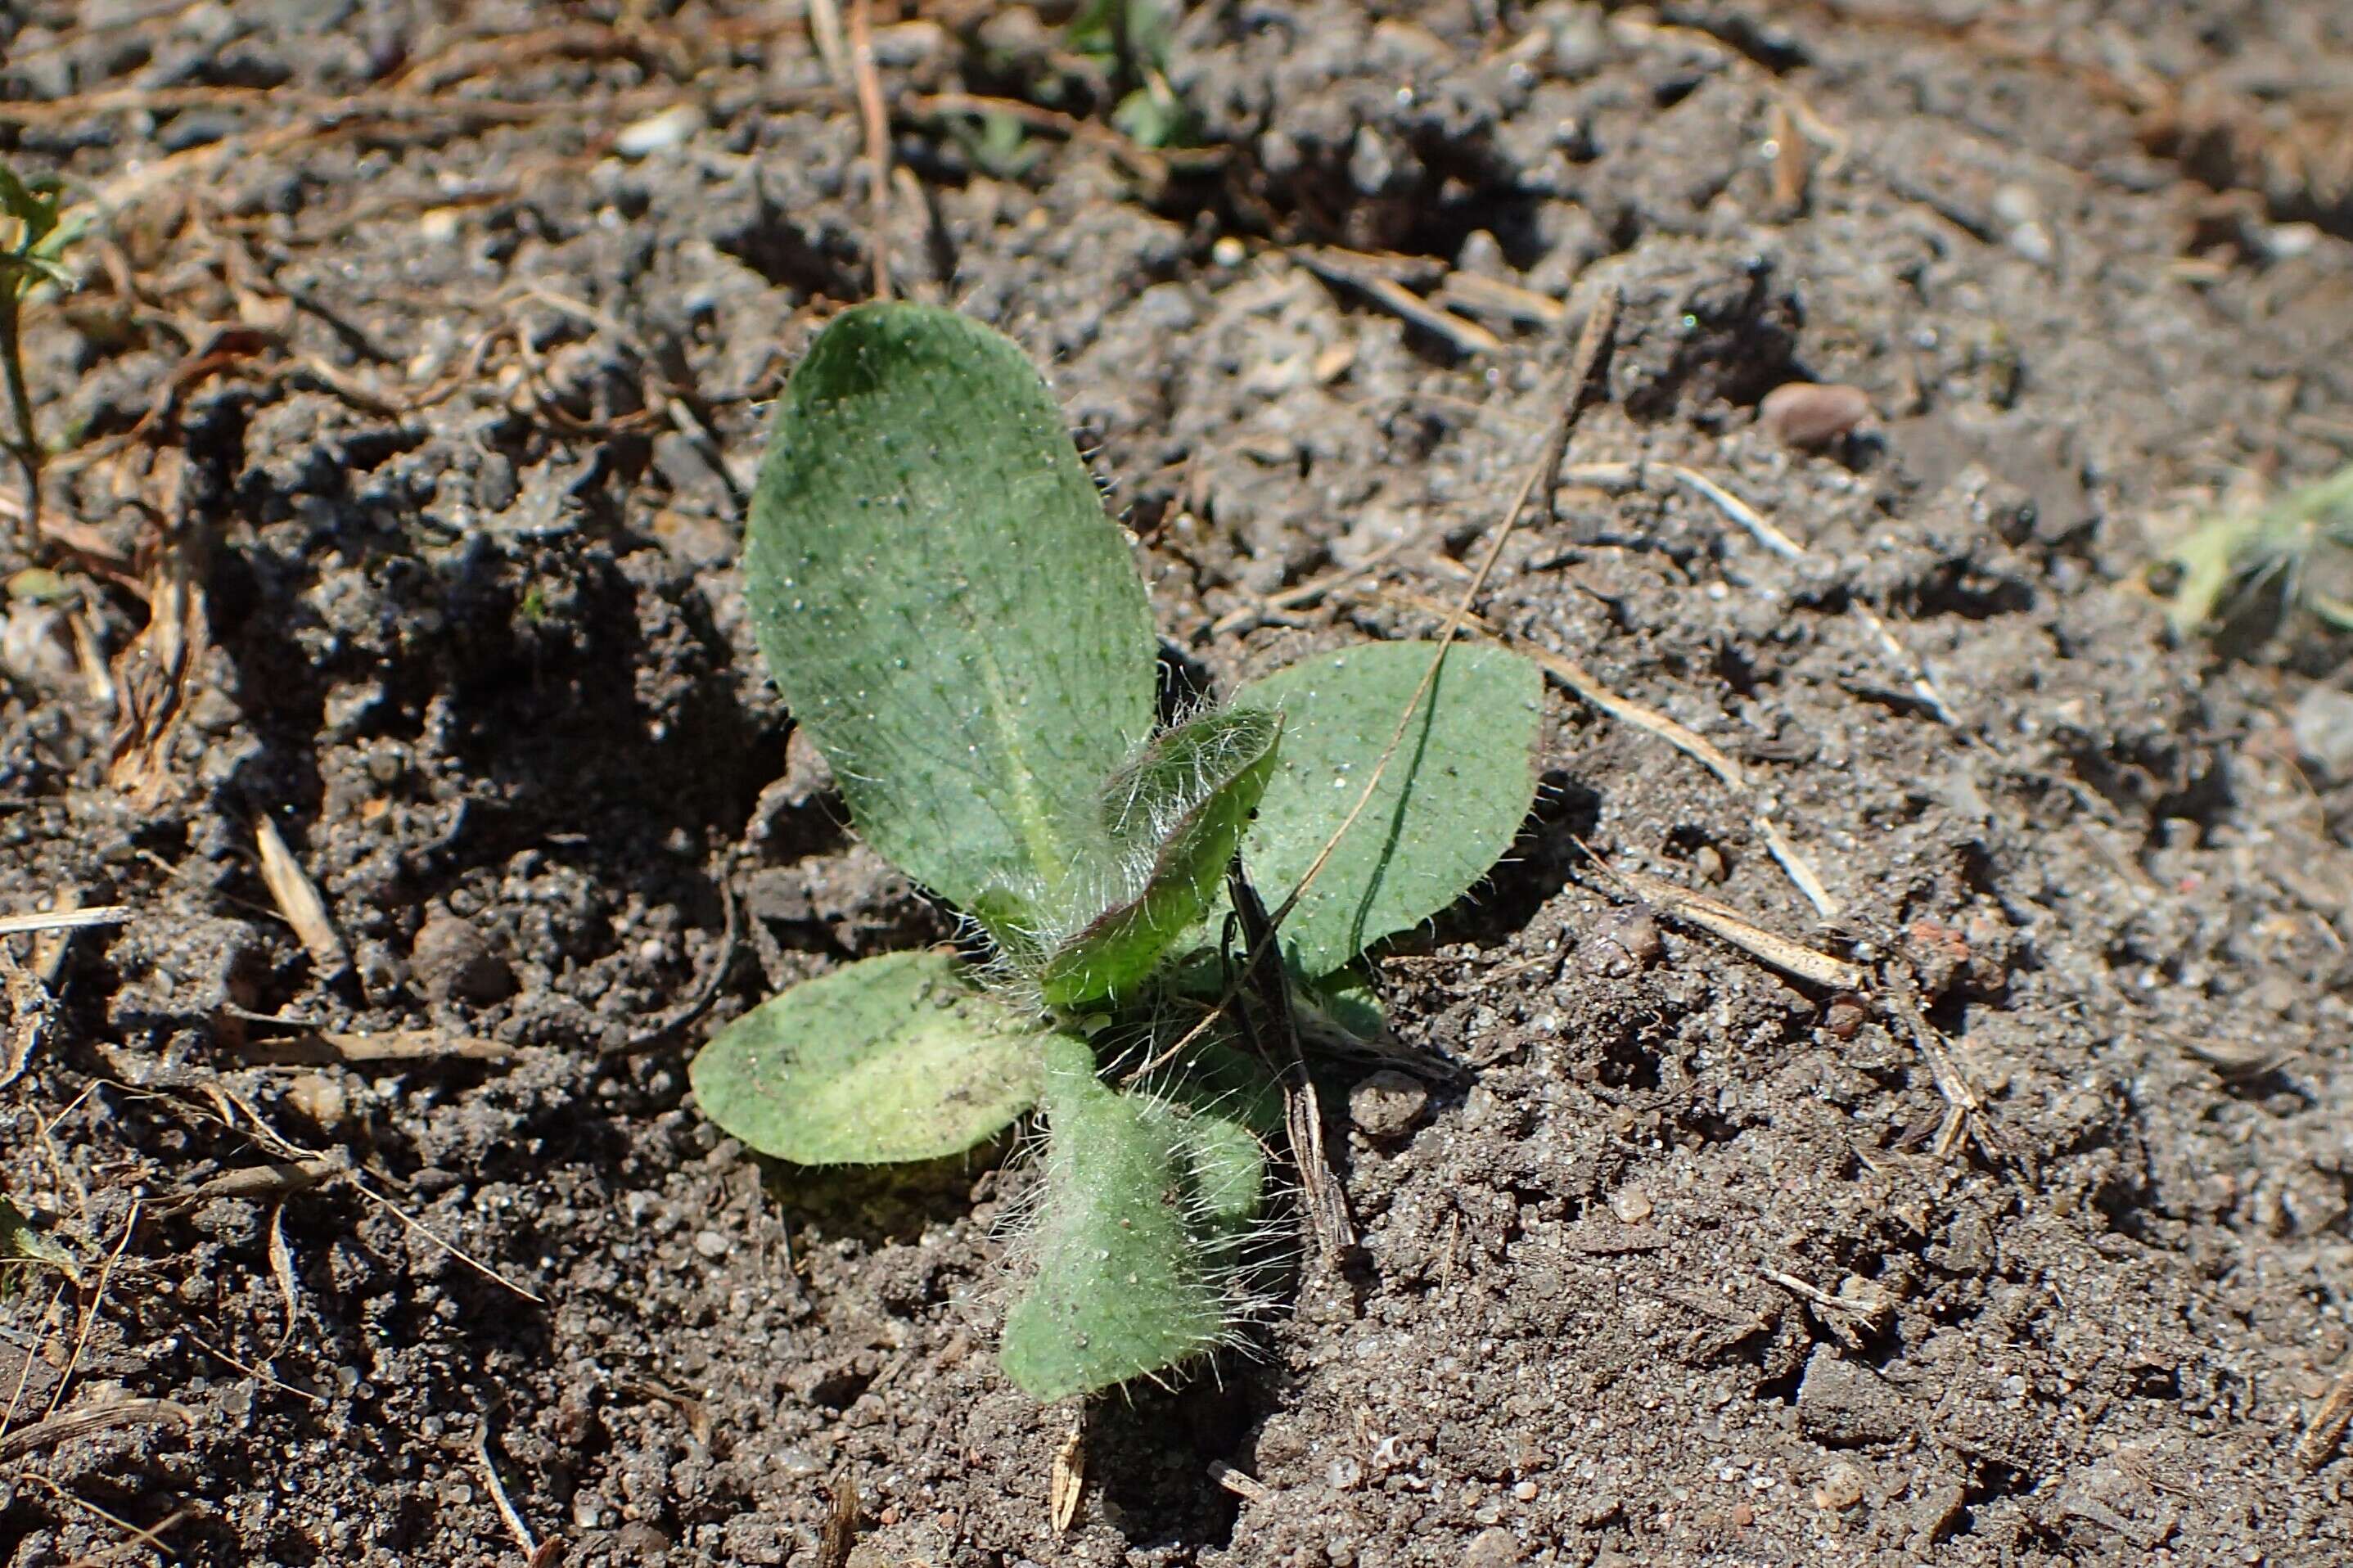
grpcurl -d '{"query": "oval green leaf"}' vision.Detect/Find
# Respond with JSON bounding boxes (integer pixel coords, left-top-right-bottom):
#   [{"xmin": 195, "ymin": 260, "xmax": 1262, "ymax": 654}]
[
  {"xmin": 689, "ymin": 950, "xmax": 1048, "ymax": 1165},
  {"xmin": 743, "ymin": 302, "xmax": 1158, "ymax": 910},
  {"xmin": 1235, "ymin": 641, "xmax": 1544, "ymax": 977},
  {"xmin": 1000, "ymin": 1037, "xmax": 1251, "ymax": 1400}
]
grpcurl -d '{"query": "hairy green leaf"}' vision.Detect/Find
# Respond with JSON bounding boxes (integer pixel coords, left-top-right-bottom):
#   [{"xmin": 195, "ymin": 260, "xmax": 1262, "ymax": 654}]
[
  {"xmin": 689, "ymin": 951, "xmax": 1049, "ymax": 1165},
  {"xmin": 743, "ymin": 302, "xmax": 1156, "ymax": 909},
  {"xmin": 1236, "ymin": 641, "xmax": 1544, "ymax": 977},
  {"xmin": 1039, "ymin": 706, "xmax": 1280, "ymax": 1006},
  {"xmin": 1000, "ymin": 1036, "xmax": 1256, "ymax": 1399}
]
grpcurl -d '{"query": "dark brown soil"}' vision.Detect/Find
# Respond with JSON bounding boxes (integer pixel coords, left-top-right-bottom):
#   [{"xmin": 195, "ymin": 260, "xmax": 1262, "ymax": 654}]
[{"xmin": 4, "ymin": 2, "xmax": 2353, "ymax": 1565}]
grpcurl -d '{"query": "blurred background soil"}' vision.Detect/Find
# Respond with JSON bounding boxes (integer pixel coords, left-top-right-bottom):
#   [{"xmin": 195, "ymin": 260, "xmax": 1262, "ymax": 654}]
[{"xmin": 2, "ymin": 2, "xmax": 2352, "ymax": 1564}]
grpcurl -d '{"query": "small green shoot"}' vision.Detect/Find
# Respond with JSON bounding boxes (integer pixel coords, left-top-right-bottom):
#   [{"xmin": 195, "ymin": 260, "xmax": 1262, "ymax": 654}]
[
  {"xmin": 1067, "ymin": 0, "xmax": 1197, "ymax": 150},
  {"xmin": 692, "ymin": 301, "xmax": 1543, "ymax": 1400},
  {"xmin": 0, "ymin": 164, "xmax": 84, "ymax": 546},
  {"xmin": 0, "ymin": 1193, "xmax": 79, "ymax": 1291},
  {"xmin": 2160, "ymin": 464, "xmax": 2353, "ymax": 640}
]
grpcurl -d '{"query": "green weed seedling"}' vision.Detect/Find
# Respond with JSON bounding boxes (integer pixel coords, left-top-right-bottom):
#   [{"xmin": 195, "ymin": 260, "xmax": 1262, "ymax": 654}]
[
  {"xmin": 0, "ymin": 164, "xmax": 83, "ymax": 543},
  {"xmin": 691, "ymin": 301, "xmax": 1543, "ymax": 1400},
  {"xmin": 2161, "ymin": 463, "xmax": 2353, "ymax": 641}
]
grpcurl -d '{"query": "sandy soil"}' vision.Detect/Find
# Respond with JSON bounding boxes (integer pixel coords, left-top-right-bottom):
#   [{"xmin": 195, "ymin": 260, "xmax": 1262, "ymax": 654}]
[{"xmin": 2, "ymin": 2, "xmax": 2352, "ymax": 1565}]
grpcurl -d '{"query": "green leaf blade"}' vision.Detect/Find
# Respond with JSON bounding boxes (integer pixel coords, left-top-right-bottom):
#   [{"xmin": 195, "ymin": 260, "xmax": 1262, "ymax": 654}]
[
  {"xmin": 1235, "ymin": 641, "xmax": 1544, "ymax": 977},
  {"xmin": 1000, "ymin": 1038, "xmax": 1242, "ymax": 1400},
  {"xmin": 688, "ymin": 950, "xmax": 1048, "ymax": 1165},
  {"xmin": 744, "ymin": 302, "xmax": 1157, "ymax": 909},
  {"xmin": 1039, "ymin": 706, "xmax": 1281, "ymax": 1006}
]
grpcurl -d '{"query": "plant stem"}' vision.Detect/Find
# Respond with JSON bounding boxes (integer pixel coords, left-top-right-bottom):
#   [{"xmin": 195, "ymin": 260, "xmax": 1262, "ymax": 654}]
[{"xmin": 0, "ymin": 290, "xmax": 39, "ymax": 547}]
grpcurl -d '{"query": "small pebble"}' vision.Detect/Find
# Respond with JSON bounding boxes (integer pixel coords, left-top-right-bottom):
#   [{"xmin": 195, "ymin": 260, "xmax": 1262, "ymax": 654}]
[
  {"xmin": 2291, "ymin": 684, "xmax": 2353, "ymax": 784},
  {"xmin": 614, "ymin": 102, "xmax": 705, "ymax": 157},
  {"xmin": 692, "ymin": 1229, "xmax": 730, "ymax": 1259},
  {"xmin": 1576, "ymin": 908, "xmax": 1661, "ymax": 976},
  {"xmin": 1608, "ymin": 1186, "xmax": 1654, "ymax": 1224},
  {"xmin": 1814, "ymin": 1461, "xmax": 1865, "ymax": 1511},
  {"xmin": 1822, "ymin": 997, "xmax": 1867, "ymax": 1039},
  {"xmin": 1512, "ymin": 1480, "xmax": 1539, "ymax": 1502},
  {"xmin": 284, "ymin": 1073, "xmax": 349, "ymax": 1131},
  {"xmin": 1212, "ymin": 235, "xmax": 1248, "ymax": 268},
  {"xmin": 1462, "ymin": 1526, "xmax": 1520, "ymax": 1568},
  {"xmin": 411, "ymin": 912, "xmax": 515, "ymax": 1007},
  {"xmin": 1694, "ymin": 844, "xmax": 1728, "ymax": 883},
  {"xmin": 1348, "ymin": 1071, "xmax": 1429, "ymax": 1138},
  {"xmin": 1760, "ymin": 381, "xmax": 1871, "ymax": 448}
]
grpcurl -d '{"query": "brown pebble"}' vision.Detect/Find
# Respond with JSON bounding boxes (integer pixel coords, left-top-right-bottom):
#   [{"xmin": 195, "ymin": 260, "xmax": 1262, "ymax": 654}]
[
  {"xmin": 1576, "ymin": 908, "xmax": 1661, "ymax": 976},
  {"xmin": 1729, "ymin": 1501, "xmax": 1753, "ymax": 1528},
  {"xmin": 1760, "ymin": 381, "xmax": 1871, "ymax": 447},
  {"xmin": 411, "ymin": 911, "xmax": 515, "ymax": 1006},
  {"xmin": 1461, "ymin": 1526, "xmax": 1519, "ymax": 1568},
  {"xmin": 283, "ymin": 1072, "xmax": 348, "ymax": 1131},
  {"xmin": 1813, "ymin": 1461, "xmax": 1865, "ymax": 1511},
  {"xmin": 1823, "ymin": 997, "xmax": 1867, "ymax": 1039},
  {"xmin": 1348, "ymin": 1070, "xmax": 1429, "ymax": 1138},
  {"xmin": 1608, "ymin": 1185, "xmax": 1654, "ymax": 1224}
]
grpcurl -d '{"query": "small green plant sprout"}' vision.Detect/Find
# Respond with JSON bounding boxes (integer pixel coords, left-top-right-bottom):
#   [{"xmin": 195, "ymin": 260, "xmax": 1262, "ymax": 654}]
[
  {"xmin": 0, "ymin": 165, "xmax": 83, "ymax": 545},
  {"xmin": 1067, "ymin": 0, "xmax": 1196, "ymax": 150},
  {"xmin": 689, "ymin": 301, "xmax": 1543, "ymax": 1400},
  {"xmin": 2159, "ymin": 462, "xmax": 2353, "ymax": 641}
]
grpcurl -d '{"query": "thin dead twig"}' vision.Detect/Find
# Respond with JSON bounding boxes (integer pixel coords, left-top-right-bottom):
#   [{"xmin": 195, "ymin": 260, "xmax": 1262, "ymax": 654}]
[
  {"xmin": 1587, "ymin": 852, "xmax": 1865, "ymax": 991},
  {"xmin": 901, "ymin": 92, "xmax": 1179, "ymax": 182},
  {"xmin": 1049, "ymin": 1411, "xmax": 1085, "ymax": 1533},
  {"xmin": 848, "ymin": 0, "xmax": 894, "ymax": 300},
  {"xmin": 45, "ymin": 1201, "xmax": 141, "ymax": 1422},
  {"xmin": 174, "ymin": 1156, "xmax": 340, "ymax": 1208},
  {"xmin": 0, "ymin": 1394, "xmax": 192, "ymax": 1459},
  {"xmin": 1851, "ymin": 602, "xmax": 1963, "ymax": 728},
  {"xmin": 476, "ymin": 1408, "xmax": 541, "ymax": 1561},
  {"xmin": 613, "ymin": 871, "xmax": 740, "ymax": 1055},
  {"xmin": 1209, "ymin": 525, "xmax": 1426, "ymax": 637},
  {"xmin": 252, "ymin": 814, "xmax": 348, "ymax": 982},
  {"xmin": 0, "ymin": 907, "xmax": 128, "ymax": 939},
  {"xmin": 1297, "ymin": 249, "xmax": 1503, "ymax": 354},
  {"xmin": 237, "ymin": 1030, "xmax": 520, "ymax": 1067},
  {"xmin": 1227, "ymin": 863, "xmax": 1354, "ymax": 1260},
  {"xmin": 29, "ymin": 1474, "xmax": 194, "ymax": 1563},
  {"xmin": 1209, "ymin": 1458, "xmax": 1273, "ymax": 1503},
  {"xmin": 1433, "ymin": 271, "xmax": 1566, "ymax": 327},
  {"xmin": 1270, "ymin": 287, "xmax": 1621, "ymax": 935},
  {"xmin": 1668, "ymin": 464, "xmax": 1810, "ymax": 561},
  {"xmin": 1884, "ymin": 973, "xmax": 2013, "ymax": 1169},
  {"xmin": 1760, "ymin": 1268, "xmax": 1892, "ymax": 1349},
  {"xmin": 188, "ymin": 1084, "xmax": 545, "ymax": 1303}
]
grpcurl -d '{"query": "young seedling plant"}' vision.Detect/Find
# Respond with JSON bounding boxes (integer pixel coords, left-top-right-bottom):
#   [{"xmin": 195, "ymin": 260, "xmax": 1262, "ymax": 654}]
[
  {"xmin": 691, "ymin": 302, "xmax": 1543, "ymax": 1400},
  {"xmin": 0, "ymin": 165, "xmax": 82, "ymax": 545}
]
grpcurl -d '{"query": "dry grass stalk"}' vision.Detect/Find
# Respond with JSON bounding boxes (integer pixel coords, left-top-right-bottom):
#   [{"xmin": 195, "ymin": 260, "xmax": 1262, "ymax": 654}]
[
  {"xmin": 106, "ymin": 519, "xmax": 210, "ymax": 810},
  {"xmin": 241, "ymin": 1030, "xmax": 519, "ymax": 1066},
  {"xmin": 252, "ymin": 814, "xmax": 349, "ymax": 982},
  {"xmin": 1597, "ymin": 858, "xmax": 1866, "ymax": 991},
  {"xmin": 0, "ymin": 905, "xmax": 128, "ymax": 939},
  {"xmin": 0, "ymin": 1397, "xmax": 195, "ymax": 1463},
  {"xmin": 1050, "ymin": 1412, "xmax": 1086, "ymax": 1532}
]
